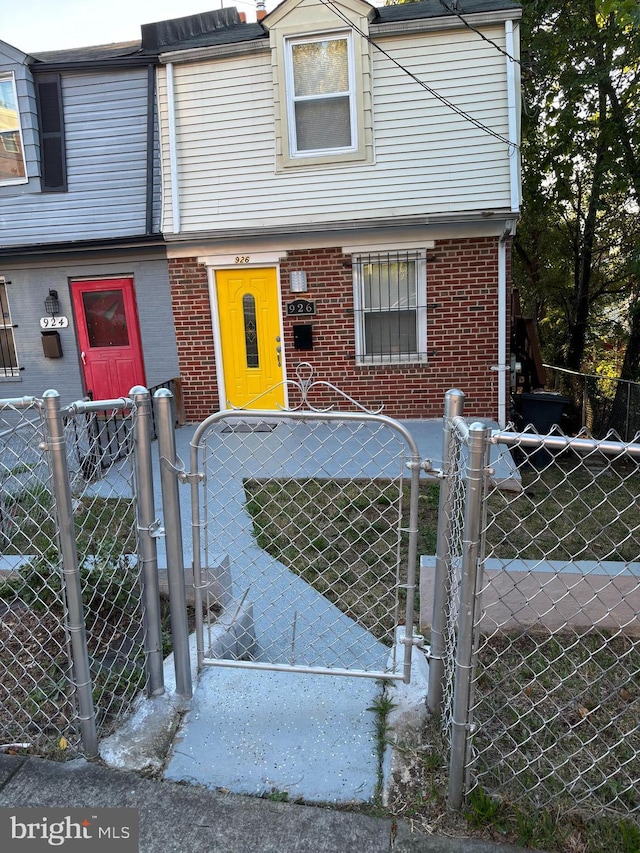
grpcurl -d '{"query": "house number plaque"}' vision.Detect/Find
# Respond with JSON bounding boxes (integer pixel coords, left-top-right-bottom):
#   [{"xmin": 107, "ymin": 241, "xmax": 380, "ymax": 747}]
[
  {"xmin": 40, "ymin": 316, "xmax": 69, "ymax": 329},
  {"xmin": 286, "ymin": 299, "xmax": 316, "ymax": 316}
]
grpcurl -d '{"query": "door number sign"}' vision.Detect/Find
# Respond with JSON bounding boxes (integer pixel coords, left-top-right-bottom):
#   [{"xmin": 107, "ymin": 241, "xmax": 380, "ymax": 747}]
[{"xmin": 286, "ymin": 299, "xmax": 316, "ymax": 316}]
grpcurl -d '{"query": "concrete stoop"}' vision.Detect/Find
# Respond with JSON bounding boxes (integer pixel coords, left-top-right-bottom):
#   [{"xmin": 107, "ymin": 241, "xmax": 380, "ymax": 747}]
[
  {"xmin": 99, "ymin": 613, "xmax": 430, "ymax": 808},
  {"xmin": 99, "ymin": 593, "xmax": 255, "ymax": 775}
]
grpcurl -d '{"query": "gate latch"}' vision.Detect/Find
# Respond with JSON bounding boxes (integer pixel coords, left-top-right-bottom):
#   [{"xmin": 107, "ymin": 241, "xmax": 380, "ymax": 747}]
[
  {"xmin": 400, "ymin": 631, "xmax": 426, "ymax": 649},
  {"xmin": 138, "ymin": 519, "xmax": 165, "ymax": 538}
]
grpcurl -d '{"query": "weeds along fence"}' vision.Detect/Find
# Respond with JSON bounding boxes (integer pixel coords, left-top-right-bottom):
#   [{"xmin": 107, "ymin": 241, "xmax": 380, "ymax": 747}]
[
  {"xmin": 0, "ymin": 389, "xmax": 164, "ymax": 759},
  {"xmin": 429, "ymin": 391, "xmax": 640, "ymax": 819}
]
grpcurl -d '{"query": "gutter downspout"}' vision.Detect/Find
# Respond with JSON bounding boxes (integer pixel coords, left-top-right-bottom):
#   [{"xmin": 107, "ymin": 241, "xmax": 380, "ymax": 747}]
[
  {"xmin": 145, "ymin": 63, "xmax": 155, "ymax": 235},
  {"xmin": 505, "ymin": 19, "xmax": 520, "ymax": 213},
  {"xmin": 166, "ymin": 62, "xmax": 180, "ymax": 235},
  {"xmin": 497, "ymin": 224, "xmax": 512, "ymax": 428},
  {"xmin": 494, "ymin": 19, "xmax": 521, "ymax": 428}
]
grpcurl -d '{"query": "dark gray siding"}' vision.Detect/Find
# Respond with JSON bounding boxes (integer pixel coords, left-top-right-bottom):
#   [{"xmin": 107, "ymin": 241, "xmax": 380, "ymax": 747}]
[
  {"xmin": 0, "ymin": 43, "xmax": 41, "ymax": 197},
  {"xmin": 0, "ymin": 255, "xmax": 178, "ymax": 406},
  {"xmin": 0, "ymin": 67, "xmax": 154, "ymax": 246}
]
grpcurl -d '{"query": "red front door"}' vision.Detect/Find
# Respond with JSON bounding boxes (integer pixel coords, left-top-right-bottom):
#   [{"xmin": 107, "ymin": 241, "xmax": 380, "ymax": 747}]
[{"xmin": 72, "ymin": 278, "xmax": 146, "ymax": 400}]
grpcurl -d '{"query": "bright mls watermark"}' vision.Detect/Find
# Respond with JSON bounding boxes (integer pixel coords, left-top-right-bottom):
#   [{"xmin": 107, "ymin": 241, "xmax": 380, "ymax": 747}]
[{"xmin": 0, "ymin": 808, "xmax": 138, "ymax": 851}]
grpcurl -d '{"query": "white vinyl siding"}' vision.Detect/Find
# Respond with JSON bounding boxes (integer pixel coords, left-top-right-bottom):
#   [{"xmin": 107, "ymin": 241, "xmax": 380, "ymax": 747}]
[{"xmin": 159, "ymin": 25, "xmax": 512, "ymax": 235}]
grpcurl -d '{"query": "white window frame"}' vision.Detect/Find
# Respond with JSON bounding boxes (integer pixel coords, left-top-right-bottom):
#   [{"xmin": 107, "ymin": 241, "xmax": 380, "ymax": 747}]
[
  {"xmin": 353, "ymin": 251, "xmax": 427, "ymax": 365},
  {"xmin": 0, "ymin": 280, "xmax": 20, "ymax": 378},
  {"xmin": 0, "ymin": 72, "xmax": 28, "ymax": 186},
  {"xmin": 284, "ymin": 31, "xmax": 358, "ymax": 159}
]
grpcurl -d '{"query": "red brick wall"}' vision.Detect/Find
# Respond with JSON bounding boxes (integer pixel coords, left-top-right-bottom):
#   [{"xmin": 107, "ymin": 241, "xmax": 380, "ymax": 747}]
[
  {"xmin": 169, "ymin": 258, "xmax": 218, "ymax": 420},
  {"xmin": 169, "ymin": 237, "xmax": 510, "ymax": 422}
]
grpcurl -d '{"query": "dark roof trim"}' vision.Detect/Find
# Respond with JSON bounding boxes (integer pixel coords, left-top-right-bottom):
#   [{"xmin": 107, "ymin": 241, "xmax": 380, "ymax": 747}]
[
  {"xmin": 30, "ymin": 55, "xmax": 157, "ymax": 73},
  {"xmin": 0, "ymin": 233, "xmax": 165, "ymax": 261}
]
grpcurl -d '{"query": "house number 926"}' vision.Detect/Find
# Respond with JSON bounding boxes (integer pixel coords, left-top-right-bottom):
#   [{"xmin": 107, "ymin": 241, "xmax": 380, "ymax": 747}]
[{"xmin": 235, "ymin": 256, "xmax": 251, "ymax": 264}]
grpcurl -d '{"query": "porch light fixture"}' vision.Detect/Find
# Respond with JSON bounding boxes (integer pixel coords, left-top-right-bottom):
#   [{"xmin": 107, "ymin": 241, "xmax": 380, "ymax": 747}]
[
  {"xmin": 44, "ymin": 289, "xmax": 60, "ymax": 317},
  {"xmin": 289, "ymin": 270, "xmax": 308, "ymax": 293}
]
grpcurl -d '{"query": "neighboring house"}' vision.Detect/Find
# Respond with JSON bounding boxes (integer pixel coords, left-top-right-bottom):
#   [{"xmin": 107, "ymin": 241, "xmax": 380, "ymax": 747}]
[
  {"xmin": 0, "ymin": 35, "xmax": 179, "ymax": 405},
  {"xmin": 154, "ymin": 0, "xmax": 521, "ymax": 423}
]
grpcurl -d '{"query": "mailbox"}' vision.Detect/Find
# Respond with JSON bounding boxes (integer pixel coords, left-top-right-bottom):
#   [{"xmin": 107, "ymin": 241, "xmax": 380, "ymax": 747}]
[
  {"xmin": 293, "ymin": 324, "xmax": 313, "ymax": 350},
  {"xmin": 41, "ymin": 330, "xmax": 63, "ymax": 358}
]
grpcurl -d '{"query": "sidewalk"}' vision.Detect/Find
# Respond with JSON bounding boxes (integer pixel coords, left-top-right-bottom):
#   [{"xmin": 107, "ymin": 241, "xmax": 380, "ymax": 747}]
[{"xmin": 0, "ymin": 754, "xmax": 533, "ymax": 853}]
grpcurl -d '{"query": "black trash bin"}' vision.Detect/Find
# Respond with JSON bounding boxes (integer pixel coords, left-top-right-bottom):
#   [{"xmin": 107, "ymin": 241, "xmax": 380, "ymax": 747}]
[{"xmin": 514, "ymin": 391, "xmax": 570, "ymax": 466}]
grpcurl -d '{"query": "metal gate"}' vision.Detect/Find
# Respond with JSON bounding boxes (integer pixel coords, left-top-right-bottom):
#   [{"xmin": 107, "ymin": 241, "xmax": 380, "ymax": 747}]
[{"xmin": 186, "ymin": 400, "xmax": 421, "ymax": 683}]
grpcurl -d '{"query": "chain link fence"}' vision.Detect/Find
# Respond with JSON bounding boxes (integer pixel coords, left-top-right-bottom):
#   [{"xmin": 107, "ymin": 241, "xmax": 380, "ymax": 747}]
[
  {"xmin": 189, "ymin": 410, "xmax": 421, "ymax": 679},
  {"xmin": 431, "ymin": 393, "xmax": 640, "ymax": 818},
  {"xmin": 0, "ymin": 393, "xmax": 150, "ymax": 758},
  {"xmin": 543, "ymin": 364, "xmax": 640, "ymax": 441}
]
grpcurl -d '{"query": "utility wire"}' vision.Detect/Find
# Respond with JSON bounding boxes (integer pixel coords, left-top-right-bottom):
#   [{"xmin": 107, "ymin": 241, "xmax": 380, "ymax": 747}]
[
  {"xmin": 317, "ymin": 0, "xmax": 518, "ymax": 150},
  {"xmin": 438, "ymin": 0, "xmax": 522, "ymax": 67}
]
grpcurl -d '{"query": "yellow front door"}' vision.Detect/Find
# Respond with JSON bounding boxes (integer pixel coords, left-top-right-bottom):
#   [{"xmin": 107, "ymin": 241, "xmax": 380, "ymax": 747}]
[{"xmin": 216, "ymin": 267, "xmax": 285, "ymax": 410}]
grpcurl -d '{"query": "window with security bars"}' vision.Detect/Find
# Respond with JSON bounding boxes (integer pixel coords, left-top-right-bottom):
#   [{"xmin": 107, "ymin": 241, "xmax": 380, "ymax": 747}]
[
  {"xmin": 353, "ymin": 251, "xmax": 427, "ymax": 363},
  {"xmin": 0, "ymin": 281, "xmax": 19, "ymax": 377},
  {"xmin": 285, "ymin": 33, "xmax": 356, "ymax": 156}
]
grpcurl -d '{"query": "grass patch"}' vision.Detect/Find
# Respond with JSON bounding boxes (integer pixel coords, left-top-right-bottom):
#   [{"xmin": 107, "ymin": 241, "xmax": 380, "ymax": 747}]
[
  {"xmin": 471, "ymin": 630, "xmax": 640, "ymax": 815},
  {"xmin": 0, "ymin": 550, "xmax": 145, "ymax": 754},
  {"xmin": 1, "ymin": 491, "xmax": 135, "ymax": 557},
  {"xmin": 486, "ymin": 453, "xmax": 640, "ymax": 562},
  {"xmin": 386, "ymin": 715, "xmax": 640, "ymax": 853},
  {"xmin": 243, "ymin": 477, "xmax": 440, "ymax": 640}
]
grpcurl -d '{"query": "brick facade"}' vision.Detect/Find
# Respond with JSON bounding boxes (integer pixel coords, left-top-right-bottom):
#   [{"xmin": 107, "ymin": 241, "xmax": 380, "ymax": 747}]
[{"xmin": 169, "ymin": 236, "xmax": 510, "ymax": 422}]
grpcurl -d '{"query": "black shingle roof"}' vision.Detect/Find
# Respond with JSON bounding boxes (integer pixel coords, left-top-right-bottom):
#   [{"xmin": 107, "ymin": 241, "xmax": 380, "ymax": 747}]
[
  {"xmin": 28, "ymin": 1, "xmax": 521, "ymax": 66},
  {"xmin": 374, "ymin": 0, "xmax": 521, "ymax": 24}
]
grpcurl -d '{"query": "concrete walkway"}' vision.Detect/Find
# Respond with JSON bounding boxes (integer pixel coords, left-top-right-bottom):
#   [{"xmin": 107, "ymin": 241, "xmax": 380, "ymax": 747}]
[
  {"xmin": 159, "ymin": 416, "xmax": 429, "ymax": 802},
  {"xmin": 99, "ymin": 415, "xmax": 513, "ymax": 803}
]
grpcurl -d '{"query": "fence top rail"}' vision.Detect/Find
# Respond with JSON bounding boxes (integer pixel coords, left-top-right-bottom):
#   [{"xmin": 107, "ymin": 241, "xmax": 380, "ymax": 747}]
[
  {"xmin": 0, "ymin": 395, "xmax": 39, "ymax": 411},
  {"xmin": 492, "ymin": 428, "xmax": 640, "ymax": 459},
  {"xmin": 188, "ymin": 406, "xmax": 422, "ymax": 461},
  {"xmin": 66, "ymin": 397, "xmax": 134, "ymax": 416}
]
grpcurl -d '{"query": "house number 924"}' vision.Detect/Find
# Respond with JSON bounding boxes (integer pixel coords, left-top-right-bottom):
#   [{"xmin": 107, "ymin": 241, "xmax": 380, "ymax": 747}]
[{"xmin": 235, "ymin": 256, "xmax": 251, "ymax": 264}]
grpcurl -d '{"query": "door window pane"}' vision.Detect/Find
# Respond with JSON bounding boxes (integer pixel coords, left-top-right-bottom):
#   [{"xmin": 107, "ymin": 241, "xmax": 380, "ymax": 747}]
[
  {"xmin": 243, "ymin": 294, "xmax": 259, "ymax": 368},
  {"xmin": 82, "ymin": 290, "xmax": 129, "ymax": 348}
]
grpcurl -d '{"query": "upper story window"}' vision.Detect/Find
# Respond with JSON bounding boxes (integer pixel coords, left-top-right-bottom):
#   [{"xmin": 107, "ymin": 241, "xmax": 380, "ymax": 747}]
[
  {"xmin": 0, "ymin": 73, "xmax": 27, "ymax": 185},
  {"xmin": 0, "ymin": 281, "xmax": 19, "ymax": 378},
  {"xmin": 285, "ymin": 33, "xmax": 357, "ymax": 158},
  {"xmin": 353, "ymin": 252, "xmax": 427, "ymax": 365}
]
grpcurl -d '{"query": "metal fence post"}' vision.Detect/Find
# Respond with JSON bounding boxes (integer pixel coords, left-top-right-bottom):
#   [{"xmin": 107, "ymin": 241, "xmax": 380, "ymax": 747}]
[
  {"xmin": 154, "ymin": 388, "xmax": 192, "ymax": 699},
  {"xmin": 448, "ymin": 420, "xmax": 489, "ymax": 810},
  {"xmin": 131, "ymin": 386, "xmax": 164, "ymax": 696},
  {"xmin": 42, "ymin": 390, "xmax": 98, "ymax": 758},
  {"xmin": 427, "ymin": 389, "xmax": 465, "ymax": 716}
]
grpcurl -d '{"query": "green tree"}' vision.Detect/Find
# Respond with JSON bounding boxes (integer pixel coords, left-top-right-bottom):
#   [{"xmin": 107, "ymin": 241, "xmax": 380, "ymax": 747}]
[{"xmin": 514, "ymin": 0, "xmax": 640, "ymax": 385}]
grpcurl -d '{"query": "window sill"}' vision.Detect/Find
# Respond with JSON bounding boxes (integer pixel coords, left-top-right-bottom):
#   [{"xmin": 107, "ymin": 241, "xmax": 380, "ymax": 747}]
[
  {"xmin": 355, "ymin": 357, "xmax": 428, "ymax": 368},
  {"xmin": 277, "ymin": 148, "xmax": 372, "ymax": 172}
]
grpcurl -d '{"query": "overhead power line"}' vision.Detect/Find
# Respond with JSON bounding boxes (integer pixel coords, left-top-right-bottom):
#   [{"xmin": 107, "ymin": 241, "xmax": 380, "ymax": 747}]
[
  {"xmin": 438, "ymin": 0, "xmax": 522, "ymax": 67},
  {"xmin": 317, "ymin": 0, "xmax": 518, "ymax": 151}
]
